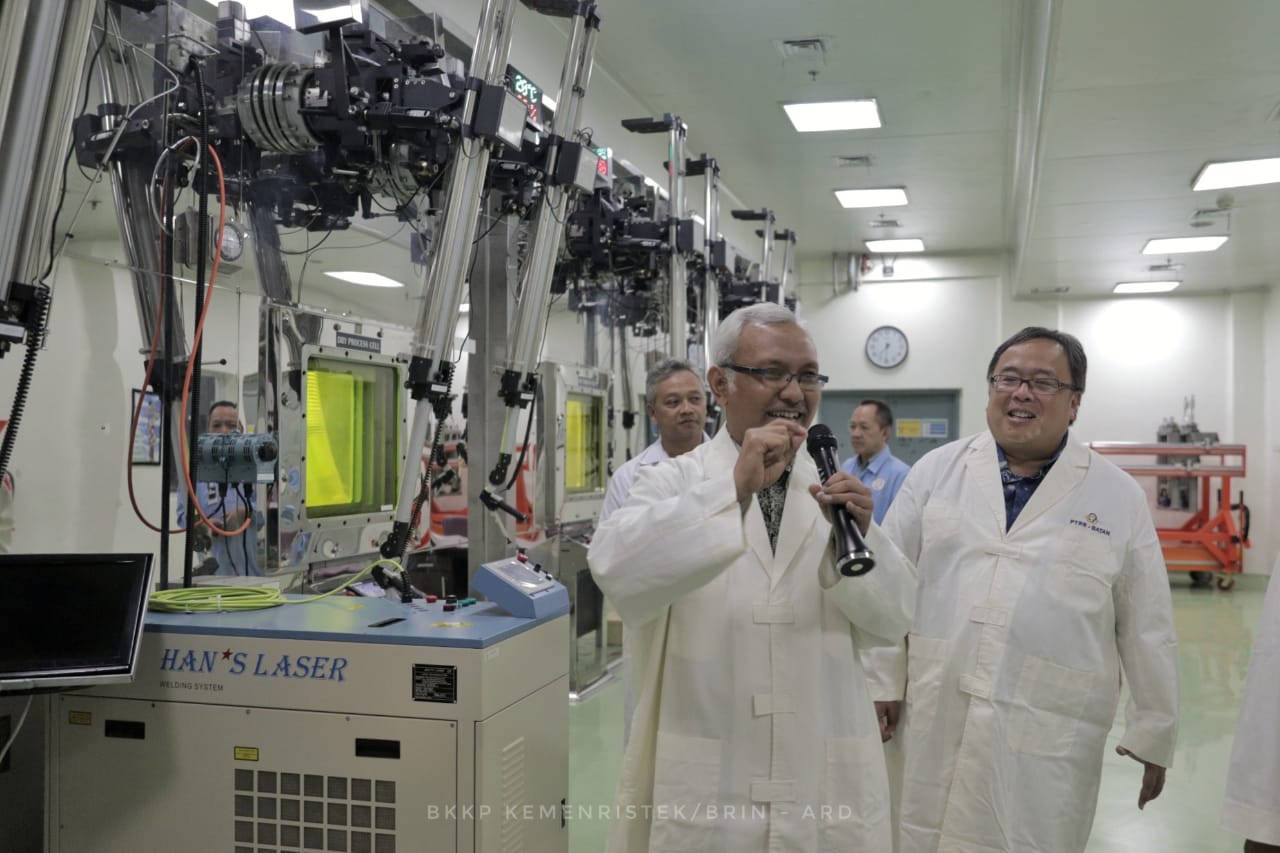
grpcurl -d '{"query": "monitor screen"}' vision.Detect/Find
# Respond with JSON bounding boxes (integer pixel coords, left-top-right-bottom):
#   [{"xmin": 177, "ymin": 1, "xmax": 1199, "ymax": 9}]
[
  {"xmin": 0, "ymin": 553, "xmax": 153, "ymax": 693},
  {"xmin": 305, "ymin": 356, "xmax": 400, "ymax": 518}
]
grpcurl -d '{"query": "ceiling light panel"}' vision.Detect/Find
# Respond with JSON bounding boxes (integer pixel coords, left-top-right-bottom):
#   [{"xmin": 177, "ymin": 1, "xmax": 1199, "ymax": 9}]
[
  {"xmin": 865, "ymin": 238, "xmax": 924, "ymax": 253},
  {"xmin": 783, "ymin": 99, "xmax": 881, "ymax": 133},
  {"xmin": 1141, "ymin": 236, "xmax": 1228, "ymax": 254},
  {"xmin": 325, "ymin": 271, "xmax": 406, "ymax": 288},
  {"xmin": 1113, "ymin": 281, "xmax": 1180, "ymax": 294},
  {"xmin": 835, "ymin": 187, "xmax": 908, "ymax": 208},
  {"xmin": 1192, "ymin": 157, "xmax": 1280, "ymax": 191}
]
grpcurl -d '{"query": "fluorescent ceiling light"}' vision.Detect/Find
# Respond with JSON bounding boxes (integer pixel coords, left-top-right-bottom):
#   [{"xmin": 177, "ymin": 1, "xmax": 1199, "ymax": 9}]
[
  {"xmin": 691, "ymin": 213, "xmax": 706, "ymax": 226},
  {"xmin": 865, "ymin": 238, "xmax": 924, "ymax": 253},
  {"xmin": 1193, "ymin": 157, "xmax": 1280, "ymax": 191},
  {"xmin": 325, "ymin": 271, "xmax": 405, "ymax": 288},
  {"xmin": 460, "ymin": 303, "xmax": 471, "ymax": 313},
  {"xmin": 542, "ymin": 94, "xmax": 558, "ymax": 112},
  {"xmin": 835, "ymin": 187, "xmax": 908, "ymax": 208},
  {"xmin": 783, "ymin": 99, "xmax": 881, "ymax": 133},
  {"xmin": 1141, "ymin": 235, "xmax": 1228, "ymax": 254},
  {"xmin": 1113, "ymin": 280, "xmax": 1181, "ymax": 294}
]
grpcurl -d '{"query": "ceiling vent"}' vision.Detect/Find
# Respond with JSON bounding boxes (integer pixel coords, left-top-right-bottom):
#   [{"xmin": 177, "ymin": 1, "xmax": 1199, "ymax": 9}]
[
  {"xmin": 774, "ymin": 36, "xmax": 830, "ymax": 63},
  {"xmin": 868, "ymin": 215, "xmax": 901, "ymax": 228},
  {"xmin": 835, "ymin": 154, "xmax": 873, "ymax": 168},
  {"xmin": 1147, "ymin": 261, "xmax": 1183, "ymax": 273}
]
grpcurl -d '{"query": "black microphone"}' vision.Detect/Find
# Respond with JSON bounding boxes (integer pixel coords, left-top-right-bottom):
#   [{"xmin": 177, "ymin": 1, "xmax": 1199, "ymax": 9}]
[{"xmin": 806, "ymin": 424, "xmax": 875, "ymax": 577}]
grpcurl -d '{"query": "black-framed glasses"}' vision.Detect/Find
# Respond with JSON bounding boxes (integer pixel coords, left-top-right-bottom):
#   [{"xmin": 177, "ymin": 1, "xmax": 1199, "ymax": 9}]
[
  {"xmin": 723, "ymin": 363, "xmax": 829, "ymax": 389},
  {"xmin": 988, "ymin": 373, "xmax": 1079, "ymax": 395}
]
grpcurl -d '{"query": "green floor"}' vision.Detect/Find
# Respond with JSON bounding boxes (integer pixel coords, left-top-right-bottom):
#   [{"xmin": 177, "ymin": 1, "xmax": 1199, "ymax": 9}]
[{"xmin": 568, "ymin": 574, "xmax": 1269, "ymax": 853}]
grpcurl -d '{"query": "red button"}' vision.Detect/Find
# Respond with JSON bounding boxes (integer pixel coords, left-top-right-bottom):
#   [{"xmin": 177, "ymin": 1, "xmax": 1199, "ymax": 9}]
[{"xmin": 426, "ymin": 595, "xmax": 438, "ymax": 603}]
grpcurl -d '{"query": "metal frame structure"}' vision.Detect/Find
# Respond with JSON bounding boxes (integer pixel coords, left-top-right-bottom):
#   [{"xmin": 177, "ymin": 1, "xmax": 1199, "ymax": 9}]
[{"xmin": 1089, "ymin": 441, "xmax": 1251, "ymax": 589}]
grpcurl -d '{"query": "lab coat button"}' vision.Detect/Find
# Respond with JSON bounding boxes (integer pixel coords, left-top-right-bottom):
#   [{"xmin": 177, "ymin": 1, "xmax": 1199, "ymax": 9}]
[
  {"xmin": 957, "ymin": 675, "xmax": 993, "ymax": 699},
  {"xmin": 752, "ymin": 693, "xmax": 795, "ymax": 716},
  {"xmin": 983, "ymin": 542, "xmax": 1022, "ymax": 558},
  {"xmin": 969, "ymin": 605, "xmax": 1011, "ymax": 627}
]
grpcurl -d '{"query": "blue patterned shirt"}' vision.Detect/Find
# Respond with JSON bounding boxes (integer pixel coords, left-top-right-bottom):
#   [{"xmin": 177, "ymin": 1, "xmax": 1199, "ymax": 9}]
[{"xmin": 997, "ymin": 434, "xmax": 1068, "ymax": 531}]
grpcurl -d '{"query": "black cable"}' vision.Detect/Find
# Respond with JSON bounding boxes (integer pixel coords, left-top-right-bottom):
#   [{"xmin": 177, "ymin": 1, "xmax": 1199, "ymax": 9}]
[
  {"xmin": 235, "ymin": 482, "xmax": 254, "ymax": 576},
  {"xmin": 277, "ymin": 228, "xmax": 334, "ymax": 255},
  {"xmin": 472, "ymin": 207, "xmax": 504, "ymax": 246},
  {"xmin": 158, "ymin": 45, "xmax": 181, "ymax": 591},
  {"xmin": 0, "ymin": 288, "xmax": 49, "ymax": 483},
  {"xmin": 210, "ymin": 487, "xmax": 228, "ymax": 574},
  {"xmin": 504, "ymin": 401, "xmax": 536, "ymax": 492},
  {"xmin": 184, "ymin": 62, "xmax": 211, "ymax": 590},
  {"xmin": 499, "ymin": 290, "xmax": 563, "ymax": 492}
]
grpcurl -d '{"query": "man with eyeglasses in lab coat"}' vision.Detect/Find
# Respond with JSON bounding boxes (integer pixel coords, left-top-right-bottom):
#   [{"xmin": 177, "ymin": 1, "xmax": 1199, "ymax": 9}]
[
  {"xmin": 867, "ymin": 327, "xmax": 1179, "ymax": 853},
  {"xmin": 590, "ymin": 303, "xmax": 916, "ymax": 853}
]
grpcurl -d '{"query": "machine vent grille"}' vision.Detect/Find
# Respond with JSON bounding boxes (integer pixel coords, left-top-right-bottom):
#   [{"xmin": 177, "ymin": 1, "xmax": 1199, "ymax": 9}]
[
  {"xmin": 500, "ymin": 738, "xmax": 528, "ymax": 853},
  {"xmin": 234, "ymin": 768, "xmax": 397, "ymax": 853}
]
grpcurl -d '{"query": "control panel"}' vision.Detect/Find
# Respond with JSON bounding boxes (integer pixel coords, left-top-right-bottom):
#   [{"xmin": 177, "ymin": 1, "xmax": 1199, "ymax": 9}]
[{"xmin": 471, "ymin": 555, "xmax": 570, "ymax": 620}]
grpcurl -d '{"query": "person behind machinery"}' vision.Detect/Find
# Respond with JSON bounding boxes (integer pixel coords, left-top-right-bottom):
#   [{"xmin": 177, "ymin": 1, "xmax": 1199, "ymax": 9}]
[
  {"xmin": 599, "ymin": 357, "xmax": 710, "ymax": 747},
  {"xmin": 177, "ymin": 400, "xmax": 264, "ymax": 577}
]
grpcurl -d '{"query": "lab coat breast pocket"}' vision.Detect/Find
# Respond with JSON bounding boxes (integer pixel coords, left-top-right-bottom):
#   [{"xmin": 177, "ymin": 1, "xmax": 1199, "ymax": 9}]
[
  {"xmin": 1006, "ymin": 654, "xmax": 1097, "ymax": 757},
  {"xmin": 1047, "ymin": 528, "xmax": 1117, "ymax": 614},
  {"xmin": 918, "ymin": 501, "xmax": 962, "ymax": 569},
  {"xmin": 650, "ymin": 731, "xmax": 723, "ymax": 851}
]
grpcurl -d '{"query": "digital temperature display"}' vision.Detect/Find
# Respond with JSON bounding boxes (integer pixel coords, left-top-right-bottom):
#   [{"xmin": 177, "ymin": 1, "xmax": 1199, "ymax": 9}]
[
  {"xmin": 509, "ymin": 70, "xmax": 542, "ymax": 127},
  {"xmin": 594, "ymin": 146, "xmax": 611, "ymax": 178}
]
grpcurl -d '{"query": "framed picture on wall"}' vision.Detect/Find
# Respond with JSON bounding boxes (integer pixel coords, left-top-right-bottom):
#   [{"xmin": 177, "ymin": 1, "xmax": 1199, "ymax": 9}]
[{"xmin": 130, "ymin": 389, "xmax": 163, "ymax": 465}]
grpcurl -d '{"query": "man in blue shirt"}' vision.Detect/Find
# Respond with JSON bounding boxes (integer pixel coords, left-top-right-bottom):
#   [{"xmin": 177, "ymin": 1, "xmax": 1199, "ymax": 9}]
[
  {"xmin": 841, "ymin": 399, "xmax": 911, "ymax": 524},
  {"xmin": 177, "ymin": 400, "xmax": 263, "ymax": 576}
]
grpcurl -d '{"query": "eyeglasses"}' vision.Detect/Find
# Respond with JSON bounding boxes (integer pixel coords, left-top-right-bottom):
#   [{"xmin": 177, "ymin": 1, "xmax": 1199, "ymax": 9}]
[
  {"xmin": 988, "ymin": 373, "xmax": 1080, "ymax": 395},
  {"xmin": 723, "ymin": 363, "xmax": 829, "ymax": 389}
]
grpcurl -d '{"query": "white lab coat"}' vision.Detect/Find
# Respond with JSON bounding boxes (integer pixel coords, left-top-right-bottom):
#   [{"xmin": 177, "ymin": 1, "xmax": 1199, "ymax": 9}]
[
  {"xmin": 870, "ymin": 431, "xmax": 1179, "ymax": 853},
  {"xmin": 588, "ymin": 428, "xmax": 917, "ymax": 853},
  {"xmin": 599, "ymin": 434, "xmax": 709, "ymax": 747},
  {"xmin": 601, "ymin": 438, "xmax": 678, "ymax": 524},
  {"xmin": 1222, "ymin": 568, "xmax": 1280, "ymax": 845}
]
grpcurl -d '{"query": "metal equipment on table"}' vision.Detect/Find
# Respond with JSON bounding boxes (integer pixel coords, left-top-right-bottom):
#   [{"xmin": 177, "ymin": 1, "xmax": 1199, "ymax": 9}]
[{"xmin": 1089, "ymin": 441, "xmax": 1250, "ymax": 589}]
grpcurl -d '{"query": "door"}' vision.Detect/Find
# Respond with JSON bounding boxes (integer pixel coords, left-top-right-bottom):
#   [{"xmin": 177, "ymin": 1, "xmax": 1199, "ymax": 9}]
[{"xmin": 818, "ymin": 389, "xmax": 961, "ymax": 467}]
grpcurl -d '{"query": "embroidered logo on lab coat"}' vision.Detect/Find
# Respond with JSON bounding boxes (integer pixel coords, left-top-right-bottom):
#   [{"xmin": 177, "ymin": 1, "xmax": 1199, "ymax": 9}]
[{"xmin": 1069, "ymin": 514, "xmax": 1111, "ymax": 536}]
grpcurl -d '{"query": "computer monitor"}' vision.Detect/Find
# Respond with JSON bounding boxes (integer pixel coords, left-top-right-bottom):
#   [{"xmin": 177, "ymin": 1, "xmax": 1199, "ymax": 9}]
[{"xmin": 0, "ymin": 553, "xmax": 153, "ymax": 693}]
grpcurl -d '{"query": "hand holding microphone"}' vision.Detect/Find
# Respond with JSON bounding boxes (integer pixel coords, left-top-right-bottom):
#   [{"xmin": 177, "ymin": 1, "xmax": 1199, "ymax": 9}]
[{"xmin": 806, "ymin": 424, "xmax": 876, "ymax": 577}]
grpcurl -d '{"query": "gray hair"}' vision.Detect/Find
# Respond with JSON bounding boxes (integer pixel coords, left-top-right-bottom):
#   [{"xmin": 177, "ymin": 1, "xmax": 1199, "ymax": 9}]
[
  {"xmin": 645, "ymin": 358, "xmax": 700, "ymax": 406},
  {"xmin": 987, "ymin": 326, "xmax": 1088, "ymax": 392},
  {"xmin": 710, "ymin": 303, "xmax": 811, "ymax": 368}
]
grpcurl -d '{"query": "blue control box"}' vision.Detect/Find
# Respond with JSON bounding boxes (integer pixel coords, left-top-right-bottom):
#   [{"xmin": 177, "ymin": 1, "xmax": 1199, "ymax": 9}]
[{"xmin": 472, "ymin": 556, "xmax": 570, "ymax": 620}]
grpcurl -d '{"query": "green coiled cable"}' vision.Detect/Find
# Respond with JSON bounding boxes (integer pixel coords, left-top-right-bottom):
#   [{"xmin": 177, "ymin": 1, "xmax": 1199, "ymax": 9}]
[{"xmin": 147, "ymin": 558, "xmax": 406, "ymax": 613}]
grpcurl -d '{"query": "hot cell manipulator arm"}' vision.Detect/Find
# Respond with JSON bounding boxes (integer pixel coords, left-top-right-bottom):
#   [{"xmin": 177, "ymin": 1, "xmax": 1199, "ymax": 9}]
[{"xmin": 484, "ymin": 4, "xmax": 601, "ymax": 515}]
